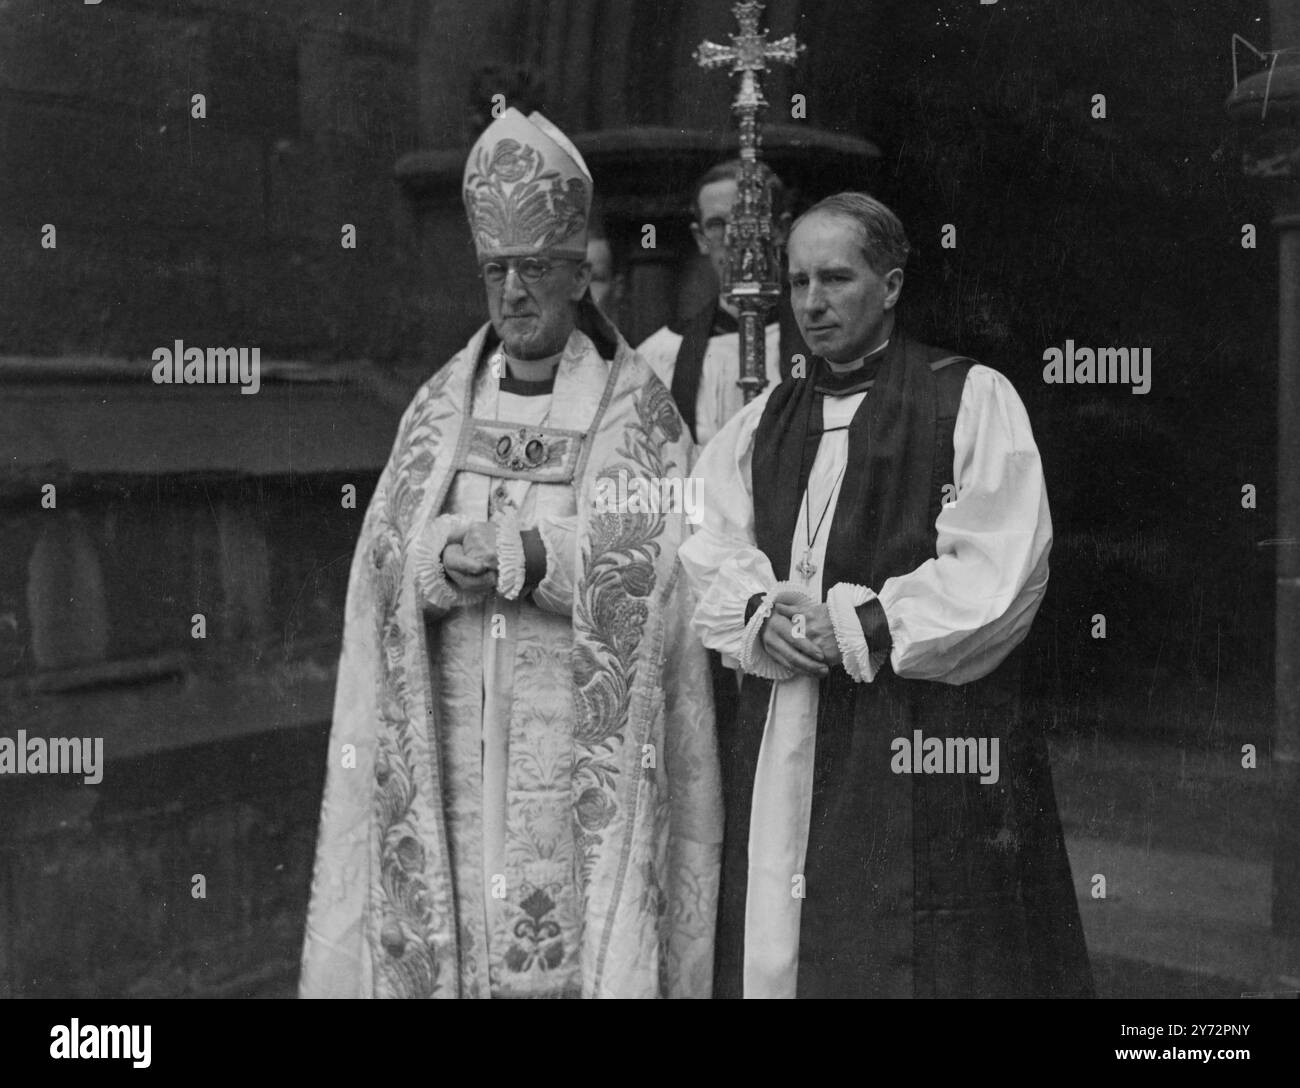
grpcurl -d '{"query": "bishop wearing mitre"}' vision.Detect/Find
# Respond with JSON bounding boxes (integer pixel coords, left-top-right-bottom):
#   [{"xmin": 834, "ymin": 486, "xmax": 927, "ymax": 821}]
[{"xmin": 300, "ymin": 109, "xmax": 721, "ymax": 999}]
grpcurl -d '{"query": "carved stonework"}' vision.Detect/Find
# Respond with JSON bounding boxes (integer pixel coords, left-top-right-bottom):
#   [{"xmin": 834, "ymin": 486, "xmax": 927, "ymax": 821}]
[{"xmin": 1242, "ymin": 126, "xmax": 1300, "ymax": 180}]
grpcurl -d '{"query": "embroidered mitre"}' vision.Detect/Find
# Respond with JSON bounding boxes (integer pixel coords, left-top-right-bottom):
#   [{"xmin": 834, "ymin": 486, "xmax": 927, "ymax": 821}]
[{"xmin": 462, "ymin": 108, "xmax": 593, "ymax": 260}]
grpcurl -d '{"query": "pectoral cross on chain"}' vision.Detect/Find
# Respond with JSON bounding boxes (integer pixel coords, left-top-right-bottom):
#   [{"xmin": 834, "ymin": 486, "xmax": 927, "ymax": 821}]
[{"xmin": 796, "ymin": 549, "xmax": 818, "ymax": 581}]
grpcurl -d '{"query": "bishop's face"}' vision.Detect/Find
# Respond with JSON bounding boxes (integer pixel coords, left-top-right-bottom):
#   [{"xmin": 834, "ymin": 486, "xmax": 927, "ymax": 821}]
[
  {"xmin": 787, "ymin": 212, "xmax": 904, "ymax": 364},
  {"xmin": 484, "ymin": 253, "xmax": 592, "ymax": 360}
]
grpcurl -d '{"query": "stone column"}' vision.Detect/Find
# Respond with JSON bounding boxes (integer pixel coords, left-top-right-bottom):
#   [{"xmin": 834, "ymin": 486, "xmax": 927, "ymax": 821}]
[{"xmin": 1227, "ymin": 0, "xmax": 1300, "ymax": 990}]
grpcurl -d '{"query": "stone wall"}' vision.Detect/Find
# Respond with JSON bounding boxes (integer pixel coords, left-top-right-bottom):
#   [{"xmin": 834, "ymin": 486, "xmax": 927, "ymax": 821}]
[
  {"xmin": 1, "ymin": 723, "xmax": 327, "ymax": 998},
  {"xmin": 0, "ymin": 0, "xmax": 426, "ymax": 365}
]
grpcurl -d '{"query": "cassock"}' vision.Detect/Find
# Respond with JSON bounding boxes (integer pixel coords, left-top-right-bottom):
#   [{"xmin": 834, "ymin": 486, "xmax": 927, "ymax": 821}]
[
  {"xmin": 300, "ymin": 306, "xmax": 723, "ymax": 998},
  {"xmin": 638, "ymin": 302, "xmax": 788, "ymax": 448},
  {"xmin": 679, "ymin": 336, "xmax": 1093, "ymax": 998}
]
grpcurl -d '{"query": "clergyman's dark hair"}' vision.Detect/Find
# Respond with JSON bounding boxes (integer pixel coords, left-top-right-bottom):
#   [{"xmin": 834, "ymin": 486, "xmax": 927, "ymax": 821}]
[{"xmin": 792, "ymin": 191, "xmax": 911, "ymax": 275}]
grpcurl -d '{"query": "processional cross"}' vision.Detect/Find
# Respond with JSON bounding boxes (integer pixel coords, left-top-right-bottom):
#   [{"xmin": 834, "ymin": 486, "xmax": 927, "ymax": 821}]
[{"xmin": 695, "ymin": 1, "xmax": 804, "ymax": 403}]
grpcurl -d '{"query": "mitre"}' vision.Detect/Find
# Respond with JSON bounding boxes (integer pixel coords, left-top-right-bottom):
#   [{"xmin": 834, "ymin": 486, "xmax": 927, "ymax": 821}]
[{"xmin": 462, "ymin": 108, "xmax": 593, "ymax": 260}]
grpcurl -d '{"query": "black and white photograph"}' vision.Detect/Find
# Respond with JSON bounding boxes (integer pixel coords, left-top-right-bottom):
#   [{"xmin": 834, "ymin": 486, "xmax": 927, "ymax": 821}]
[{"xmin": 1, "ymin": 0, "xmax": 1297, "ymax": 1059}]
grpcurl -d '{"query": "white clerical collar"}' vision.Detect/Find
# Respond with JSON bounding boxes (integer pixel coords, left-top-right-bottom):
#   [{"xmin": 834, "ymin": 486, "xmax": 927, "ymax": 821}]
[{"xmin": 826, "ymin": 338, "xmax": 890, "ymax": 375}]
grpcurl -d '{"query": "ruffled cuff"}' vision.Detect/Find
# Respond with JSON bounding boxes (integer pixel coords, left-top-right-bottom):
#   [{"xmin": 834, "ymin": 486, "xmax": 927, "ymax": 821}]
[
  {"xmin": 412, "ymin": 513, "xmax": 477, "ymax": 611},
  {"xmin": 531, "ymin": 517, "xmax": 576, "ymax": 616},
  {"xmin": 494, "ymin": 511, "xmax": 526, "ymax": 601},
  {"xmin": 738, "ymin": 581, "xmax": 815, "ymax": 680},
  {"xmin": 827, "ymin": 582, "xmax": 886, "ymax": 683}
]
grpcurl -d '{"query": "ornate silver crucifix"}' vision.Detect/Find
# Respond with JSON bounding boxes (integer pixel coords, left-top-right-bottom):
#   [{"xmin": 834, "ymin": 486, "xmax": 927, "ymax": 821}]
[{"xmin": 695, "ymin": 1, "xmax": 804, "ymax": 404}]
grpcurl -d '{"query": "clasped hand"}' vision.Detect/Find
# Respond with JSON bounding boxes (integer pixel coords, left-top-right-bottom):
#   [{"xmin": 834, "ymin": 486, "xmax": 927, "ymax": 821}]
[
  {"xmin": 761, "ymin": 591, "xmax": 842, "ymax": 677},
  {"xmin": 442, "ymin": 521, "xmax": 499, "ymax": 592}
]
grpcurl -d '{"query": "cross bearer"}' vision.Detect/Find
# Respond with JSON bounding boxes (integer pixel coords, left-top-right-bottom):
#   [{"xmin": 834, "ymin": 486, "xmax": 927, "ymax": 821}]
[
  {"xmin": 637, "ymin": 160, "xmax": 809, "ymax": 751},
  {"xmin": 637, "ymin": 159, "xmax": 804, "ymax": 450}
]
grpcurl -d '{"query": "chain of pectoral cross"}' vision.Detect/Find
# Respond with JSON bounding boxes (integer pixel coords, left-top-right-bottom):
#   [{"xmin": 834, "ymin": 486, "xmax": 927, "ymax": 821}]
[{"xmin": 797, "ymin": 460, "xmax": 847, "ymax": 582}]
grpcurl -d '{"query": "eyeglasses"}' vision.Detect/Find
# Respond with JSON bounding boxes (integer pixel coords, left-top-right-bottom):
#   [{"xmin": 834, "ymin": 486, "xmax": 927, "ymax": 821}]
[
  {"xmin": 479, "ymin": 257, "xmax": 578, "ymax": 286},
  {"xmin": 700, "ymin": 218, "xmax": 731, "ymax": 245}
]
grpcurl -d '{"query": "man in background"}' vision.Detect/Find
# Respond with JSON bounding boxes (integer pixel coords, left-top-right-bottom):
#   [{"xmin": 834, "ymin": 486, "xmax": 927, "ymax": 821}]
[
  {"xmin": 637, "ymin": 160, "xmax": 809, "ymax": 745},
  {"xmin": 637, "ymin": 159, "xmax": 804, "ymax": 449},
  {"xmin": 585, "ymin": 201, "xmax": 620, "ymax": 314}
]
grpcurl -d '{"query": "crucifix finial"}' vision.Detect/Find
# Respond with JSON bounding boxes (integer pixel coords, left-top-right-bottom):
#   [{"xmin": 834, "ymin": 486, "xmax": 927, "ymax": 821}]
[{"xmin": 695, "ymin": 1, "xmax": 803, "ymax": 115}]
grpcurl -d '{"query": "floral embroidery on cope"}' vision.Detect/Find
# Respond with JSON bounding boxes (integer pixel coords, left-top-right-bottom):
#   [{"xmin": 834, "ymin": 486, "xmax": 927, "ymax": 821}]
[
  {"xmin": 571, "ymin": 374, "xmax": 683, "ymax": 888},
  {"xmin": 372, "ymin": 621, "xmax": 441, "ymax": 998},
  {"xmin": 366, "ymin": 363, "xmax": 460, "ymax": 997},
  {"xmin": 505, "ymin": 885, "xmax": 566, "ymax": 974}
]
